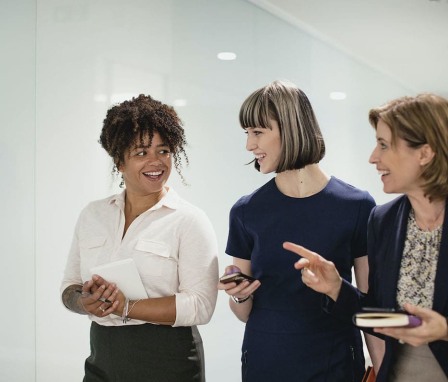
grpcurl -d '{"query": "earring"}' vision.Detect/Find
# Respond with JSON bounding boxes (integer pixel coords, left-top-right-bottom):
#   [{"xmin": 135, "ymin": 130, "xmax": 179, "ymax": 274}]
[{"xmin": 112, "ymin": 164, "xmax": 124, "ymax": 188}]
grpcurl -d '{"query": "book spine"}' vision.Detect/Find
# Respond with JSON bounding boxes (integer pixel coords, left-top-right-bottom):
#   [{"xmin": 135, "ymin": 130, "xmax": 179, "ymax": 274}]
[{"xmin": 407, "ymin": 315, "xmax": 422, "ymax": 328}]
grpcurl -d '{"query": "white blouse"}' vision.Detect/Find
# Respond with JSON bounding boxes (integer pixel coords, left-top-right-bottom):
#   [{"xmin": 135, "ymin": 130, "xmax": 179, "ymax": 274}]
[{"xmin": 61, "ymin": 188, "xmax": 219, "ymax": 327}]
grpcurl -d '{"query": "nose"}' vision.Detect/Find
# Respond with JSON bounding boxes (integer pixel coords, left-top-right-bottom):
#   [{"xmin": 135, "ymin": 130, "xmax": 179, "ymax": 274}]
[
  {"xmin": 369, "ymin": 146, "xmax": 378, "ymax": 164},
  {"xmin": 146, "ymin": 150, "xmax": 163, "ymax": 164},
  {"xmin": 246, "ymin": 135, "xmax": 256, "ymax": 152}
]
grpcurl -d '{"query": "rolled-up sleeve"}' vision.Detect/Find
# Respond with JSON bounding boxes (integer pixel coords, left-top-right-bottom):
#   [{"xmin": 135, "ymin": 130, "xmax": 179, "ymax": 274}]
[
  {"xmin": 173, "ymin": 210, "xmax": 219, "ymax": 327},
  {"xmin": 60, "ymin": 214, "xmax": 83, "ymax": 296}
]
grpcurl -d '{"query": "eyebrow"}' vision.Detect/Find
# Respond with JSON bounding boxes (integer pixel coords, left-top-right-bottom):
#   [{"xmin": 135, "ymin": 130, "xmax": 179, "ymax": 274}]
[
  {"xmin": 245, "ymin": 126, "xmax": 268, "ymax": 130},
  {"xmin": 135, "ymin": 142, "xmax": 169, "ymax": 149},
  {"xmin": 376, "ymin": 137, "xmax": 387, "ymax": 142}
]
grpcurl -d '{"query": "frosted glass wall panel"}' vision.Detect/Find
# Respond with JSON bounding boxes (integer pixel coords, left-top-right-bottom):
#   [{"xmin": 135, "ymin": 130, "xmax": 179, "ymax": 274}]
[
  {"xmin": 0, "ymin": 1, "xmax": 36, "ymax": 381},
  {"xmin": 0, "ymin": 0, "xmax": 412, "ymax": 381}
]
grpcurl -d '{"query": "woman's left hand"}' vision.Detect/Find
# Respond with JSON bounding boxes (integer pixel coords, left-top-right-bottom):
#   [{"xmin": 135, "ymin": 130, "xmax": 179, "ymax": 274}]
[
  {"xmin": 81, "ymin": 276, "xmax": 121, "ymax": 317},
  {"xmin": 217, "ymin": 265, "xmax": 261, "ymax": 299},
  {"xmin": 374, "ymin": 303, "xmax": 448, "ymax": 346}
]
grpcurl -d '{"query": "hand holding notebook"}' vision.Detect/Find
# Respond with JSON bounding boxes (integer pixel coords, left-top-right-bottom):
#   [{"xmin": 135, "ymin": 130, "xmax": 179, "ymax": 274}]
[
  {"xmin": 354, "ymin": 307, "xmax": 422, "ymax": 328},
  {"xmin": 90, "ymin": 258, "xmax": 148, "ymax": 300}
]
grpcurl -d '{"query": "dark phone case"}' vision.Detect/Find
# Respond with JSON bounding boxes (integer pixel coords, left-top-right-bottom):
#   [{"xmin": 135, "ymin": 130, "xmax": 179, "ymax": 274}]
[{"xmin": 219, "ymin": 272, "xmax": 255, "ymax": 284}]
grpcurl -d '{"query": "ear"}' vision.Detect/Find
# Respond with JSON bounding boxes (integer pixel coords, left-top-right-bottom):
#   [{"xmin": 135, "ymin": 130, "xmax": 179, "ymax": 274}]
[
  {"xmin": 419, "ymin": 144, "xmax": 435, "ymax": 166},
  {"xmin": 115, "ymin": 161, "xmax": 123, "ymax": 173}
]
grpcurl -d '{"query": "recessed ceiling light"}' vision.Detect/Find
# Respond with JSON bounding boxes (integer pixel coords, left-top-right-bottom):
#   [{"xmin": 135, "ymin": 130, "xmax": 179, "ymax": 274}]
[
  {"xmin": 330, "ymin": 91, "xmax": 347, "ymax": 100},
  {"xmin": 217, "ymin": 52, "xmax": 237, "ymax": 61},
  {"xmin": 94, "ymin": 94, "xmax": 107, "ymax": 102},
  {"xmin": 173, "ymin": 99, "xmax": 187, "ymax": 107},
  {"xmin": 110, "ymin": 93, "xmax": 138, "ymax": 104}
]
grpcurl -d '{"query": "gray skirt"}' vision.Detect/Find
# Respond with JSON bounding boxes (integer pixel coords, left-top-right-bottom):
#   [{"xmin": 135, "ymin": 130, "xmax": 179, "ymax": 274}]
[
  {"xmin": 389, "ymin": 344, "xmax": 447, "ymax": 382},
  {"xmin": 84, "ymin": 322, "xmax": 205, "ymax": 382}
]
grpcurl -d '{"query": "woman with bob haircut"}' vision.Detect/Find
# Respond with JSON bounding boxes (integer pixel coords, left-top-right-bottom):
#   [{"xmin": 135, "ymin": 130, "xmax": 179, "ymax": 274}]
[
  {"xmin": 284, "ymin": 93, "xmax": 448, "ymax": 381},
  {"xmin": 218, "ymin": 80, "xmax": 384, "ymax": 381}
]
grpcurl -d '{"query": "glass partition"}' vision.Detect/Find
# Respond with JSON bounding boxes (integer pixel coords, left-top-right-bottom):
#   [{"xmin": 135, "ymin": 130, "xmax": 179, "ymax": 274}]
[
  {"xmin": 2, "ymin": 0, "xmax": 410, "ymax": 380},
  {"xmin": 1, "ymin": 1, "xmax": 36, "ymax": 381}
]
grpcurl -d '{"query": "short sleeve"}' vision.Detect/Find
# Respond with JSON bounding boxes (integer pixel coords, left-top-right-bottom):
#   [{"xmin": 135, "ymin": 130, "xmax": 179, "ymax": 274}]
[
  {"xmin": 225, "ymin": 199, "xmax": 253, "ymax": 260},
  {"xmin": 351, "ymin": 192, "xmax": 376, "ymax": 259}
]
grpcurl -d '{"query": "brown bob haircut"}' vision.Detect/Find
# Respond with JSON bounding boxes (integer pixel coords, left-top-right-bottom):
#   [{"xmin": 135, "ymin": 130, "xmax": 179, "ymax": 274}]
[{"xmin": 239, "ymin": 80, "xmax": 325, "ymax": 172}]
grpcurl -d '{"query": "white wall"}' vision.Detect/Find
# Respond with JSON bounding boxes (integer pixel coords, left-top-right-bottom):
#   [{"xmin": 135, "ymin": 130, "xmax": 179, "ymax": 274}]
[
  {"xmin": 1, "ymin": 0, "xmax": 410, "ymax": 381},
  {"xmin": 0, "ymin": 1, "xmax": 36, "ymax": 381}
]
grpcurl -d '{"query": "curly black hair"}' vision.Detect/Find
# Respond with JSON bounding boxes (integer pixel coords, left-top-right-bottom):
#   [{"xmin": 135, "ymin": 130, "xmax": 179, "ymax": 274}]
[{"xmin": 99, "ymin": 94, "xmax": 188, "ymax": 183}]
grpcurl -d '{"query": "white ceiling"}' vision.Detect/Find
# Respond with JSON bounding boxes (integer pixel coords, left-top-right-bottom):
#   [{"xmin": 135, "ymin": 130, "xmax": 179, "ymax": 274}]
[{"xmin": 248, "ymin": 0, "xmax": 448, "ymax": 97}]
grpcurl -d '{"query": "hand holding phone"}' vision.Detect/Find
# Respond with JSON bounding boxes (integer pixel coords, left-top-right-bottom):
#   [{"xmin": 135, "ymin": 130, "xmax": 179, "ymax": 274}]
[{"xmin": 219, "ymin": 272, "xmax": 256, "ymax": 285}]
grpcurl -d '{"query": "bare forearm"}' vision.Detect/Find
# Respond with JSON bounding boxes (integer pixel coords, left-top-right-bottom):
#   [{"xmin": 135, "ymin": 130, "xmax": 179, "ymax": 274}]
[
  {"xmin": 62, "ymin": 284, "xmax": 87, "ymax": 315},
  {"xmin": 122, "ymin": 296, "xmax": 176, "ymax": 325}
]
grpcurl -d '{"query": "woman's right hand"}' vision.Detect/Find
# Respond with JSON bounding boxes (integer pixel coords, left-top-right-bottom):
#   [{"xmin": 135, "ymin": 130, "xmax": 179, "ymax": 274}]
[
  {"xmin": 79, "ymin": 277, "xmax": 120, "ymax": 317},
  {"xmin": 283, "ymin": 241, "xmax": 342, "ymax": 301},
  {"xmin": 217, "ymin": 265, "xmax": 260, "ymax": 300}
]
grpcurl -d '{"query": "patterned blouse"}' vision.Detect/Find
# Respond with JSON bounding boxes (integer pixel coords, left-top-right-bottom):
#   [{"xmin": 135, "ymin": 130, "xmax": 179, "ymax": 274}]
[{"xmin": 396, "ymin": 209, "xmax": 443, "ymax": 309}]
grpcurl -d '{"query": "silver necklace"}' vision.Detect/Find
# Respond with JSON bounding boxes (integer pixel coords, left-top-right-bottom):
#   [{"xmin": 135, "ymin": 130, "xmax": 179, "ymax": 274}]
[
  {"xmin": 412, "ymin": 207, "xmax": 445, "ymax": 232},
  {"xmin": 410, "ymin": 209, "xmax": 443, "ymax": 259}
]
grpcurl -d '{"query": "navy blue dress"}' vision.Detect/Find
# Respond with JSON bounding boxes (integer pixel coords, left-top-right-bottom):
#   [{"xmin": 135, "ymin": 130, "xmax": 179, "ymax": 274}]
[{"xmin": 226, "ymin": 177, "xmax": 375, "ymax": 382}]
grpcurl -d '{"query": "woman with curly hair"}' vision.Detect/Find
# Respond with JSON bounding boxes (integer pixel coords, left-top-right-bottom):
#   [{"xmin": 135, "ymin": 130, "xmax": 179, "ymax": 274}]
[{"xmin": 61, "ymin": 94, "xmax": 219, "ymax": 382}]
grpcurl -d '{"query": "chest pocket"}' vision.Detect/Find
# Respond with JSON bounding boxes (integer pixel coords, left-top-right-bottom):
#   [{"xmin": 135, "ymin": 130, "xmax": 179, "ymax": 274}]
[
  {"xmin": 134, "ymin": 239, "xmax": 174, "ymax": 277},
  {"xmin": 80, "ymin": 236, "xmax": 107, "ymax": 249},
  {"xmin": 79, "ymin": 236, "xmax": 107, "ymax": 280}
]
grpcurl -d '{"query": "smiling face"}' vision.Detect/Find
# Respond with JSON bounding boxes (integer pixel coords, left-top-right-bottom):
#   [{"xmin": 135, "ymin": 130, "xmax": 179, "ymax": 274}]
[
  {"xmin": 369, "ymin": 119, "xmax": 429, "ymax": 196},
  {"xmin": 118, "ymin": 132, "xmax": 172, "ymax": 195},
  {"xmin": 245, "ymin": 119, "xmax": 282, "ymax": 174}
]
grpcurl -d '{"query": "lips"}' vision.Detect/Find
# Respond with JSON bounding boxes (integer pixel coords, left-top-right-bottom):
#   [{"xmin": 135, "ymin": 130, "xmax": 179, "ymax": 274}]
[
  {"xmin": 255, "ymin": 153, "xmax": 266, "ymax": 163},
  {"xmin": 143, "ymin": 170, "xmax": 163, "ymax": 180}
]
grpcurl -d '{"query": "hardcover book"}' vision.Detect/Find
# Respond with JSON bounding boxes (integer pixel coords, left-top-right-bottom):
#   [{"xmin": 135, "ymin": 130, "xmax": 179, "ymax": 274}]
[{"xmin": 354, "ymin": 310, "xmax": 422, "ymax": 328}]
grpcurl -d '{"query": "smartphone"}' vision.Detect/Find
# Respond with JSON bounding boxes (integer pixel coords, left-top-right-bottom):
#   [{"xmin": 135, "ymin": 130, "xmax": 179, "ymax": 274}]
[
  {"xmin": 361, "ymin": 307, "xmax": 397, "ymax": 313},
  {"xmin": 219, "ymin": 272, "xmax": 256, "ymax": 285}
]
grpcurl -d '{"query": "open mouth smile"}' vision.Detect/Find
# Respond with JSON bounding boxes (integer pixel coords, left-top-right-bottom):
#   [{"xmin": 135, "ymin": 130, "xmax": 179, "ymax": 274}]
[
  {"xmin": 143, "ymin": 170, "xmax": 163, "ymax": 180},
  {"xmin": 255, "ymin": 154, "xmax": 266, "ymax": 163}
]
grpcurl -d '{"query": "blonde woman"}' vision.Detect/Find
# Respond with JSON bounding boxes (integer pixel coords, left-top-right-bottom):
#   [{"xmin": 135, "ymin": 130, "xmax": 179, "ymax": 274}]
[{"xmin": 285, "ymin": 94, "xmax": 448, "ymax": 381}]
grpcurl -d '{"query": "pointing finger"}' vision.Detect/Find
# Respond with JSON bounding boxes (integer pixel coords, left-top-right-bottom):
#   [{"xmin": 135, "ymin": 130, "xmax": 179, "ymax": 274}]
[{"xmin": 283, "ymin": 242, "xmax": 319, "ymax": 262}]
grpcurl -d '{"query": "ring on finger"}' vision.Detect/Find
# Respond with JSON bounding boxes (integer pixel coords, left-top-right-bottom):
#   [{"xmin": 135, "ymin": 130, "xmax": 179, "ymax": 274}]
[{"xmin": 99, "ymin": 306, "xmax": 105, "ymax": 312}]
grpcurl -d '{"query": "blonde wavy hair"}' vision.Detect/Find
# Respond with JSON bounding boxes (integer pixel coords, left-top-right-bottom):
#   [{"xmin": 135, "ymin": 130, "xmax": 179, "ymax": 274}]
[{"xmin": 369, "ymin": 93, "xmax": 448, "ymax": 201}]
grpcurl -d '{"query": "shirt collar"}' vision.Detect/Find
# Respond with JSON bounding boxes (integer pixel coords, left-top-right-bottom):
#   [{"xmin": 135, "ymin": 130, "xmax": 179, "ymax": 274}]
[{"xmin": 109, "ymin": 187, "xmax": 180, "ymax": 211}]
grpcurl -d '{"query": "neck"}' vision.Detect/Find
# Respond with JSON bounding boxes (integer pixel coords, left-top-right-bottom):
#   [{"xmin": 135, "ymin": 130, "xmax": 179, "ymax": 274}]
[
  {"xmin": 409, "ymin": 196, "xmax": 445, "ymax": 231},
  {"xmin": 125, "ymin": 188, "xmax": 167, "ymax": 217},
  {"xmin": 275, "ymin": 164, "xmax": 330, "ymax": 198}
]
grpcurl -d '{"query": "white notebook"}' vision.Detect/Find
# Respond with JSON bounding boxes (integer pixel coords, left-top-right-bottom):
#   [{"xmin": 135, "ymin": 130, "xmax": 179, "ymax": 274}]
[{"xmin": 90, "ymin": 258, "xmax": 148, "ymax": 300}]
